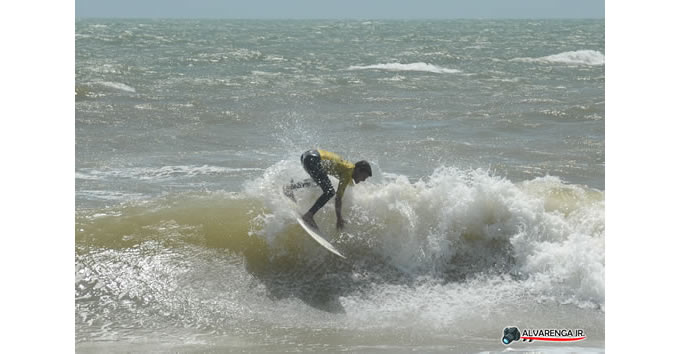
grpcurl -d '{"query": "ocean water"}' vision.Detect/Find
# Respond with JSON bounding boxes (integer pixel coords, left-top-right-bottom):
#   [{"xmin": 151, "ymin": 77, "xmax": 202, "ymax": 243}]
[{"xmin": 75, "ymin": 19, "xmax": 605, "ymax": 352}]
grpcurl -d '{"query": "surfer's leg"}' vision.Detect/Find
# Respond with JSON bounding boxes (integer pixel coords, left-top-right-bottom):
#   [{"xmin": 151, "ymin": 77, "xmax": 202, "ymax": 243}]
[
  {"xmin": 300, "ymin": 151, "xmax": 335, "ymax": 228},
  {"xmin": 303, "ymin": 187, "xmax": 332, "ymax": 230},
  {"xmin": 307, "ymin": 173, "xmax": 334, "ymax": 216}
]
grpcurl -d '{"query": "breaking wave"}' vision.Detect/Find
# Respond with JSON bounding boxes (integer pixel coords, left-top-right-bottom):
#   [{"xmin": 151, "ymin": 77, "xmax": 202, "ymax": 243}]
[{"xmin": 77, "ymin": 161, "xmax": 604, "ymax": 310}]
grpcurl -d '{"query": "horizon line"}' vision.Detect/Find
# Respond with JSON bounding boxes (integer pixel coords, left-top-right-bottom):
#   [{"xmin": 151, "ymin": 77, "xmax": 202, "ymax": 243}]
[{"xmin": 75, "ymin": 16, "xmax": 605, "ymax": 21}]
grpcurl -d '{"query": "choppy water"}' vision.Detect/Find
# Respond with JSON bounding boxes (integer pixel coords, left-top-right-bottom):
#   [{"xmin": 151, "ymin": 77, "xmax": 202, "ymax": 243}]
[{"xmin": 76, "ymin": 19, "xmax": 604, "ymax": 352}]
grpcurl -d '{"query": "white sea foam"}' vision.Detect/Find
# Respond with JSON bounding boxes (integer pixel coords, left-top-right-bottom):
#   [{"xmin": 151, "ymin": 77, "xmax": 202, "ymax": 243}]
[
  {"xmin": 251, "ymin": 70, "xmax": 281, "ymax": 76},
  {"xmin": 348, "ymin": 62, "xmax": 461, "ymax": 74},
  {"xmin": 511, "ymin": 50, "xmax": 605, "ymax": 66},
  {"xmin": 97, "ymin": 81, "xmax": 137, "ymax": 92}
]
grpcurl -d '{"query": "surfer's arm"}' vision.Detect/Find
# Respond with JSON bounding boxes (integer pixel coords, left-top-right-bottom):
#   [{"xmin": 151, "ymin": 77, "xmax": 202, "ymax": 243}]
[
  {"xmin": 335, "ymin": 196, "xmax": 345, "ymax": 229},
  {"xmin": 334, "ymin": 180, "xmax": 349, "ymax": 229}
]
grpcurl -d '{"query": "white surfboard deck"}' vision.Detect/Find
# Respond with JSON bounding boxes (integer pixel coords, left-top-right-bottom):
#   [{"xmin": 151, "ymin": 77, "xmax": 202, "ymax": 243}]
[{"xmin": 295, "ymin": 216, "xmax": 346, "ymax": 259}]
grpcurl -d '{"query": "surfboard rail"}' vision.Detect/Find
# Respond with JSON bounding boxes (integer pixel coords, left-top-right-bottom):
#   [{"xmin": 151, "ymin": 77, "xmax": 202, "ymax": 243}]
[{"xmin": 295, "ymin": 216, "xmax": 346, "ymax": 259}]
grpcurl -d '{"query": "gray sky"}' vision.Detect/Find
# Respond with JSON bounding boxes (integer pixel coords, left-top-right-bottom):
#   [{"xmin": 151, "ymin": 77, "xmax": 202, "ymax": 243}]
[{"xmin": 76, "ymin": 0, "xmax": 604, "ymax": 19}]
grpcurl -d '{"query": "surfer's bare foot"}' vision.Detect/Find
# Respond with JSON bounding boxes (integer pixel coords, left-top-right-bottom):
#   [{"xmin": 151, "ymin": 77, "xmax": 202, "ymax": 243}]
[
  {"xmin": 283, "ymin": 184, "xmax": 296, "ymax": 202},
  {"xmin": 302, "ymin": 213, "xmax": 318, "ymax": 230}
]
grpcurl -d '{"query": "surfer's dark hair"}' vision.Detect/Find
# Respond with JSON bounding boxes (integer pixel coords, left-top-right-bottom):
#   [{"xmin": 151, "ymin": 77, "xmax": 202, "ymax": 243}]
[{"xmin": 354, "ymin": 160, "xmax": 372, "ymax": 176}]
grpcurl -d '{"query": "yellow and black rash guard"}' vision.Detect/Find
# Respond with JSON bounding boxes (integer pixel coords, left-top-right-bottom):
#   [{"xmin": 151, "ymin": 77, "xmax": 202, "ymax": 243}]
[{"xmin": 317, "ymin": 149, "xmax": 355, "ymax": 199}]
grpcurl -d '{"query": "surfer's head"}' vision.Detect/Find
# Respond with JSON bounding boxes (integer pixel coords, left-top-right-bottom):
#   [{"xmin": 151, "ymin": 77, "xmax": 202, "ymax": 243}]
[{"xmin": 353, "ymin": 160, "xmax": 372, "ymax": 183}]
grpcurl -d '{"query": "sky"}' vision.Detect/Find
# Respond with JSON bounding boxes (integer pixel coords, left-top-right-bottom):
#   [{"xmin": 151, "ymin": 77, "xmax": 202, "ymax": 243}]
[{"xmin": 75, "ymin": 0, "xmax": 604, "ymax": 19}]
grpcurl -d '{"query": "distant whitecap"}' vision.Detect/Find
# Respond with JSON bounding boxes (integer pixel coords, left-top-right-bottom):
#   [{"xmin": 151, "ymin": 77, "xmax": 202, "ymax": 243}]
[
  {"xmin": 348, "ymin": 62, "xmax": 461, "ymax": 74},
  {"xmin": 512, "ymin": 50, "xmax": 605, "ymax": 66}
]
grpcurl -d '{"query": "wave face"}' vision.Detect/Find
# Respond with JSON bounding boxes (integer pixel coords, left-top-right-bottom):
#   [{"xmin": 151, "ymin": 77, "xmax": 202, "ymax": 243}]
[
  {"xmin": 511, "ymin": 50, "xmax": 605, "ymax": 66},
  {"xmin": 76, "ymin": 162, "xmax": 604, "ymax": 348},
  {"xmin": 348, "ymin": 62, "xmax": 461, "ymax": 73}
]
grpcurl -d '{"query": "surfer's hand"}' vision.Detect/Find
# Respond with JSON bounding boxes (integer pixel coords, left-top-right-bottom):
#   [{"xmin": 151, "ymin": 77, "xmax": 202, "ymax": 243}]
[{"xmin": 336, "ymin": 218, "xmax": 345, "ymax": 230}]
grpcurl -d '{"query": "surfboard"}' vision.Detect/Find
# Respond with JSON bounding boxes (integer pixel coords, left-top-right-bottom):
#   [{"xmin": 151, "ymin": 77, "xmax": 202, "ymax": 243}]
[{"xmin": 296, "ymin": 216, "xmax": 346, "ymax": 259}]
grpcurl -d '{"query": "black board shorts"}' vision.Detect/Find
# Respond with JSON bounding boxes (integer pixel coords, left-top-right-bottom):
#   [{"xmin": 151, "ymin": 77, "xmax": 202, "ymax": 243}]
[{"xmin": 300, "ymin": 150, "xmax": 334, "ymax": 197}]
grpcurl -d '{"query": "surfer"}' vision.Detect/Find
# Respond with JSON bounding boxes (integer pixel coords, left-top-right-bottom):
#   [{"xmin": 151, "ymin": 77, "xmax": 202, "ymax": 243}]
[{"xmin": 283, "ymin": 149, "xmax": 372, "ymax": 230}]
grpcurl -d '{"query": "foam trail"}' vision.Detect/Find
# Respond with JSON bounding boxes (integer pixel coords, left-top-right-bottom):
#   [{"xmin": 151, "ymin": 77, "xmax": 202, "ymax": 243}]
[{"xmin": 348, "ymin": 62, "xmax": 460, "ymax": 74}]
